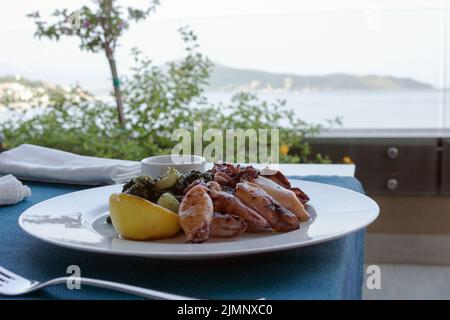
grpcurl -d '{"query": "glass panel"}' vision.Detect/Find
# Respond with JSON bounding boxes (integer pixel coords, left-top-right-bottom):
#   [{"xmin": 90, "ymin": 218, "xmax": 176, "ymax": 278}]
[{"xmin": 445, "ymin": 8, "xmax": 450, "ymax": 128}]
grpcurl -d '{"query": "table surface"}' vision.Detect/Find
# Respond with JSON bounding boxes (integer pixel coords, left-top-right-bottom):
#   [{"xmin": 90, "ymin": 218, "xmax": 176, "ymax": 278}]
[{"xmin": 0, "ymin": 174, "xmax": 365, "ymax": 300}]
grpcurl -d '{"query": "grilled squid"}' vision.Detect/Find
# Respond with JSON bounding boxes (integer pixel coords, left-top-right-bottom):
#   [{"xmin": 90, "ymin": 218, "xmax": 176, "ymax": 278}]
[
  {"xmin": 210, "ymin": 212, "xmax": 247, "ymax": 238},
  {"xmin": 179, "ymin": 185, "xmax": 214, "ymax": 243},
  {"xmin": 235, "ymin": 182, "xmax": 299, "ymax": 232},
  {"xmin": 252, "ymin": 176, "xmax": 309, "ymax": 221},
  {"xmin": 207, "ymin": 181, "xmax": 270, "ymax": 232}
]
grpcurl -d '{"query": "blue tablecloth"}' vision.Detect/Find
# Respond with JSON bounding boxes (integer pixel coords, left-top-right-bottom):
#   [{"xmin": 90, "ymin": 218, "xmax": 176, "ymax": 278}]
[{"xmin": 0, "ymin": 176, "xmax": 365, "ymax": 300}]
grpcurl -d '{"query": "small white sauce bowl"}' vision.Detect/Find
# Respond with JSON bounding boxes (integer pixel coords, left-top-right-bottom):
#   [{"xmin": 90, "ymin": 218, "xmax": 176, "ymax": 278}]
[{"xmin": 141, "ymin": 155, "xmax": 206, "ymax": 178}]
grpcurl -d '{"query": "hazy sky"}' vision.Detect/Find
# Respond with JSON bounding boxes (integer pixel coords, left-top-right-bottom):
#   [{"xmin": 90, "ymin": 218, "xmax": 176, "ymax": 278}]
[{"xmin": 1, "ymin": 0, "xmax": 450, "ymax": 92}]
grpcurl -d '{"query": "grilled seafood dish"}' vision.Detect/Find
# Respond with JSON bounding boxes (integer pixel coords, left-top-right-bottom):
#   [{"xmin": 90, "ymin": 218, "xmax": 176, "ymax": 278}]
[{"xmin": 108, "ymin": 162, "xmax": 311, "ymax": 243}]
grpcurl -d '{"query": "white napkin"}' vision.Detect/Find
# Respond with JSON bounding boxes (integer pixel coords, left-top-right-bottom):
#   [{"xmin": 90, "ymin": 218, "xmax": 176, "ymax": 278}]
[
  {"xmin": 0, "ymin": 144, "xmax": 141, "ymax": 185},
  {"xmin": 0, "ymin": 174, "xmax": 31, "ymax": 205}
]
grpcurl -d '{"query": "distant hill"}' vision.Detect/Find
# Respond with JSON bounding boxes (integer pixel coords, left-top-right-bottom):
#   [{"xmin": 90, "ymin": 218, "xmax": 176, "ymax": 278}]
[{"xmin": 207, "ymin": 64, "xmax": 434, "ymax": 92}]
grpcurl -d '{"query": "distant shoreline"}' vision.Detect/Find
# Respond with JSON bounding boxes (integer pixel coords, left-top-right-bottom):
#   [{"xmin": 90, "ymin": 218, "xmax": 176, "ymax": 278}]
[
  {"xmin": 2, "ymin": 90, "xmax": 449, "ymax": 129},
  {"xmin": 208, "ymin": 64, "xmax": 435, "ymax": 92},
  {"xmin": 204, "ymin": 87, "xmax": 445, "ymax": 94}
]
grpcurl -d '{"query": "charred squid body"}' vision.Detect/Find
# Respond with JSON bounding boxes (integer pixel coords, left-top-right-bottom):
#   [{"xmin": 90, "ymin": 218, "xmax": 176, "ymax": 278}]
[
  {"xmin": 207, "ymin": 181, "xmax": 270, "ymax": 232},
  {"xmin": 260, "ymin": 168, "xmax": 291, "ymax": 189},
  {"xmin": 235, "ymin": 182, "xmax": 300, "ymax": 232},
  {"xmin": 179, "ymin": 185, "xmax": 214, "ymax": 243},
  {"xmin": 252, "ymin": 176, "xmax": 309, "ymax": 222},
  {"xmin": 210, "ymin": 212, "xmax": 247, "ymax": 238},
  {"xmin": 261, "ymin": 168, "xmax": 310, "ymax": 204}
]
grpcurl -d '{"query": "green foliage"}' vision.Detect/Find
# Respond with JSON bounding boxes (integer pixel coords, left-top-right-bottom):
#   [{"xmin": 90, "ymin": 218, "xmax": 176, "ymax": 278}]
[
  {"xmin": 1, "ymin": 27, "xmax": 332, "ymax": 164},
  {"xmin": 27, "ymin": 0, "xmax": 159, "ymax": 53},
  {"xmin": 121, "ymin": 27, "xmax": 212, "ymax": 151},
  {"xmin": 27, "ymin": 0, "xmax": 161, "ymax": 127}
]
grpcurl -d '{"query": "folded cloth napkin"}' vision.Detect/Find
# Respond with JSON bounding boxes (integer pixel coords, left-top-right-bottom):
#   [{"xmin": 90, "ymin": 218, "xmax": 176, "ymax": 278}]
[
  {"xmin": 0, "ymin": 144, "xmax": 140, "ymax": 185},
  {"xmin": 0, "ymin": 174, "xmax": 31, "ymax": 205}
]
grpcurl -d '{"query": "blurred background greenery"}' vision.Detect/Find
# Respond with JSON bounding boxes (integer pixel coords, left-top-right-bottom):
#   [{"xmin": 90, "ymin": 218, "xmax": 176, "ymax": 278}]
[{"xmin": 0, "ymin": 0, "xmax": 333, "ymax": 163}]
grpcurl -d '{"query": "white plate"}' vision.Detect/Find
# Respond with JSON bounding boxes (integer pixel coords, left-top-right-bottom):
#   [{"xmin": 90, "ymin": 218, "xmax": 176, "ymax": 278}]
[{"xmin": 19, "ymin": 180, "xmax": 379, "ymax": 259}]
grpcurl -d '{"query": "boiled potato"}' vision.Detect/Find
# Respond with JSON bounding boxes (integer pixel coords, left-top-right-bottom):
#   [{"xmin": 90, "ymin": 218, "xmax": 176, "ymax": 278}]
[
  {"xmin": 157, "ymin": 192, "xmax": 180, "ymax": 213},
  {"xmin": 109, "ymin": 193, "xmax": 180, "ymax": 240},
  {"xmin": 154, "ymin": 168, "xmax": 180, "ymax": 189}
]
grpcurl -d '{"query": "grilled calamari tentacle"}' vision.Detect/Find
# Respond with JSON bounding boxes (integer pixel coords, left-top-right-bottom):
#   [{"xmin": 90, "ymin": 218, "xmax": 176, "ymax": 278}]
[
  {"xmin": 210, "ymin": 162, "xmax": 259, "ymax": 187},
  {"xmin": 235, "ymin": 182, "xmax": 300, "ymax": 232},
  {"xmin": 252, "ymin": 176, "xmax": 309, "ymax": 222},
  {"xmin": 213, "ymin": 172, "xmax": 235, "ymax": 187},
  {"xmin": 179, "ymin": 185, "xmax": 214, "ymax": 243},
  {"xmin": 210, "ymin": 212, "xmax": 247, "ymax": 238}
]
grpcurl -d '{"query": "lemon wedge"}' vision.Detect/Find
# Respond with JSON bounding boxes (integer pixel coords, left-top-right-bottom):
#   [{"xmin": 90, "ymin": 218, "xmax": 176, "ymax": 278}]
[{"xmin": 109, "ymin": 193, "xmax": 181, "ymax": 240}]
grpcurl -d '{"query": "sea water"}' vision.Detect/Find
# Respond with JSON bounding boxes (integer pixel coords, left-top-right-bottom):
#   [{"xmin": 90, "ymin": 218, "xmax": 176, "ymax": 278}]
[{"xmin": 1, "ymin": 90, "xmax": 449, "ymax": 129}]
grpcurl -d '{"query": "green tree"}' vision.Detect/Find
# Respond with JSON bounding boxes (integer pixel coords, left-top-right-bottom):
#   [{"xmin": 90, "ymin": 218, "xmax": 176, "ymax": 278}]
[{"xmin": 27, "ymin": 0, "xmax": 160, "ymax": 127}]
